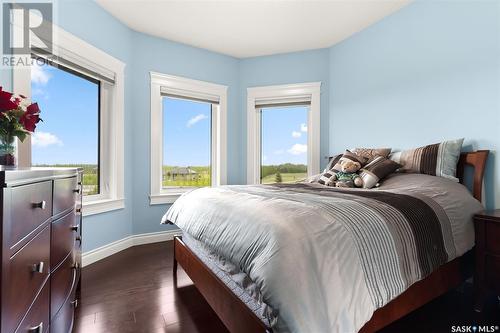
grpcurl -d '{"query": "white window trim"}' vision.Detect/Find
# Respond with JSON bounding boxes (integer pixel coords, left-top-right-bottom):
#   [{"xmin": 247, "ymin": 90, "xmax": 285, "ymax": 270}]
[
  {"xmin": 247, "ymin": 82, "xmax": 321, "ymax": 184},
  {"xmin": 13, "ymin": 23, "xmax": 125, "ymax": 217},
  {"xmin": 150, "ymin": 72, "xmax": 227, "ymax": 205}
]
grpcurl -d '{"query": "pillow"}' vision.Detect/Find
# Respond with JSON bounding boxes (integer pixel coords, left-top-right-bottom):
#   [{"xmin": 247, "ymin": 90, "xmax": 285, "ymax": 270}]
[
  {"xmin": 330, "ymin": 150, "xmax": 368, "ymax": 173},
  {"xmin": 390, "ymin": 138, "xmax": 464, "ymax": 181},
  {"xmin": 317, "ymin": 170, "xmax": 337, "ymax": 186},
  {"xmin": 352, "ymin": 147, "xmax": 392, "ymax": 160},
  {"xmin": 359, "ymin": 156, "xmax": 401, "ymax": 189},
  {"xmin": 323, "ymin": 154, "xmax": 342, "ymax": 173}
]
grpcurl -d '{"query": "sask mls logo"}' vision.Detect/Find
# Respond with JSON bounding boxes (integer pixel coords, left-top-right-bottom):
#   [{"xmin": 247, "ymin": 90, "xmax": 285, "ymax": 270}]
[
  {"xmin": 2, "ymin": 2, "xmax": 53, "ymax": 56},
  {"xmin": 451, "ymin": 326, "xmax": 500, "ymax": 333}
]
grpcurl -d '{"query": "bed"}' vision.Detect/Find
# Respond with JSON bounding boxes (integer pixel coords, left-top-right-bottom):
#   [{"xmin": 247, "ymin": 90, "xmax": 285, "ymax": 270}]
[{"xmin": 163, "ymin": 150, "xmax": 489, "ymax": 333}]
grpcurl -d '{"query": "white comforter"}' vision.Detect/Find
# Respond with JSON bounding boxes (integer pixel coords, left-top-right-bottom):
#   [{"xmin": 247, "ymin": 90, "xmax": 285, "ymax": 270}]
[{"xmin": 162, "ymin": 174, "xmax": 482, "ymax": 333}]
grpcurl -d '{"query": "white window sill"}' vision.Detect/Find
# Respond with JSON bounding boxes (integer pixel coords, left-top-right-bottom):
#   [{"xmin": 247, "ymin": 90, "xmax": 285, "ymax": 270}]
[
  {"xmin": 150, "ymin": 189, "xmax": 192, "ymax": 205},
  {"xmin": 83, "ymin": 198, "xmax": 125, "ymax": 216}
]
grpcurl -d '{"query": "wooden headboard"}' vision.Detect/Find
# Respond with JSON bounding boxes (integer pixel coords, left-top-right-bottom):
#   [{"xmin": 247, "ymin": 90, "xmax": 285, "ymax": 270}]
[{"xmin": 456, "ymin": 150, "xmax": 489, "ymax": 202}]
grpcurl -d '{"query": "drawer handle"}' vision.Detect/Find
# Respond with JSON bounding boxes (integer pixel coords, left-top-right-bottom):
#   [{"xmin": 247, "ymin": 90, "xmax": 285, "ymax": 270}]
[
  {"xmin": 70, "ymin": 225, "xmax": 79, "ymax": 232},
  {"xmin": 70, "ymin": 299, "xmax": 78, "ymax": 308},
  {"xmin": 76, "ymin": 236, "xmax": 82, "ymax": 244},
  {"xmin": 28, "ymin": 322, "xmax": 43, "ymax": 333},
  {"xmin": 32, "ymin": 200, "xmax": 46, "ymax": 210},
  {"xmin": 31, "ymin": 261, "xmax": 44, "ymax": 274},
  {"xmin": 76, "ymin": 207, "xmax": 82, "ymax": 214},
  {"xmin": 73, "ymin": 188, "xmax": 80, "ymax": 194},
  {"xmin": 72, "ymin": 262, "xmax": 80, "ymax": 270}
]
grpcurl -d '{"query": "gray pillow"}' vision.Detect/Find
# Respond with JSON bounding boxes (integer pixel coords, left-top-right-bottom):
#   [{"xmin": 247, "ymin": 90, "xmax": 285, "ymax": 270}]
[{"xmin": 390, "ymin": 138, "xmax": 464, "ymax": 182}]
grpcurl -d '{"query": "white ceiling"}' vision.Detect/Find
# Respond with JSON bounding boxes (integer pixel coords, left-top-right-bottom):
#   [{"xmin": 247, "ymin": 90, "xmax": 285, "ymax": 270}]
[{"xmin": 95, "ymin": 0, "xmax": 411, "ymax": 58}]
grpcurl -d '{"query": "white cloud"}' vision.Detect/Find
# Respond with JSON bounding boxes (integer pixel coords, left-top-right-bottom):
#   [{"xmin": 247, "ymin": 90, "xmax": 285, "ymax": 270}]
[
  {"xmin": 31, "ymin": 132, "xmax": 63, "ymax": 147},
  {"xmin": 300, "ymin": 123, "xmax": 308, "ymax": 132},
  {"xmin": 287, "ymin": 144, "xmax": 307, "ymax": 155},
  {"xmin": 292, "ymin": 131, "xmax": 302, "ymax": 138},
  {"xmin": 262, "ymin": 155, "xmax": 267, "ymax": 162},
  {"xmin": 31, "ymin": 64, "xmax": 51, "ymax": 86},
  {"xmin": 274, "ymin": 149, "xmax": 284, "ymax": 155},
  {"xmin": 186, "ymin": 114, "xmax": 208, "ymax": 128}
]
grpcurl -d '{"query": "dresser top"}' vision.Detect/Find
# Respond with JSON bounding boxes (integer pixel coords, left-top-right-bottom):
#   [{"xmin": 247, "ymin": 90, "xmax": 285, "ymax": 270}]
[
  {"xmin": 0, "ymin": 167, "xmax": 82, "ymax": 187},
  {"xmin": 475, "ymin": 210, "xmax": 500, "ymax": 222}
]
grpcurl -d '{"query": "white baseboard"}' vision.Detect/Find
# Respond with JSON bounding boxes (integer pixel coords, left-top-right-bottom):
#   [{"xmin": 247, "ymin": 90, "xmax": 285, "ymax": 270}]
[{"xmin": 82, "ymin": 229, "xmax": 181, "ymax": 267}]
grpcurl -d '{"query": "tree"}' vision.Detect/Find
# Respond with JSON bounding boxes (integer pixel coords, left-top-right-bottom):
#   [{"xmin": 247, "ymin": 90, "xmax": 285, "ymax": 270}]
[{"xmin": 275, "ymin": 170, "xmax": 282, "ymax": 183}]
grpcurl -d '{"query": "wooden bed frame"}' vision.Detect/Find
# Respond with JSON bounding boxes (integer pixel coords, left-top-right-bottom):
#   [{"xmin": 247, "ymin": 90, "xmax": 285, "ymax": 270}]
[{"xmin": 173, "ymin": 150, "xmax": 490, "ymax": 333}]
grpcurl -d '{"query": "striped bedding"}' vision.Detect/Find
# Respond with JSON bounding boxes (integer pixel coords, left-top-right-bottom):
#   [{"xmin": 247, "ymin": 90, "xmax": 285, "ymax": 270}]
[{"xmin": 162, "ymin": 173, "xmax": 482, "ymax": 333}]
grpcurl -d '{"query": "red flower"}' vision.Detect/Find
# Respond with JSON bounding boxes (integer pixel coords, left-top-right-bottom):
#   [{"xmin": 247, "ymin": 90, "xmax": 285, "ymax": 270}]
[
  {"xmin": 0, "ymin": 87, "xmax": 19, "ymax": 112},
  {"xmin": 20, "ymin": 102, "xmax": 42, "ymax": 132}
]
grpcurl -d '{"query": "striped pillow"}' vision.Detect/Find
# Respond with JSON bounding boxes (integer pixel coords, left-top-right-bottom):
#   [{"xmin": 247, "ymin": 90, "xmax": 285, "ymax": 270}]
[
  {"xmin": 323, "ymin": 154, "xmax": 342, "ymax": 173},
  {"xmin": 359, "ymin": 156, "xmax": 401, "ymax": 189},
  {"xmin": 331, "ymin": 150, "xmax": 368, "ymax": 173},
  {"xmin": 390, "ymin": 138, "xmax": 464, "ymax": 181},
  {"xmin": 317, "ymin": 170, "xmax": 337, "ymax": 186}
]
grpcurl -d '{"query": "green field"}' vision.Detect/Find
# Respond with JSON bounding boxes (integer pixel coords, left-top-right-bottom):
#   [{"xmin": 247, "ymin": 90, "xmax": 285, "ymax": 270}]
[
  {"xmin": 162, "ymin": 166, "xmax": 211, "ymax": 187},
  {"xmin": 33, "ymin": 164, "xmax": 98, "ymax": 195},
  {"xmin": 260, "ymin": 163, "xmax": 307, "ymax": 184},
  {"xmin": 31, "ymin": 163, "xmax": 307, "ymax": 194},
  {"xmin": 261, "ymin": 172, "xmax": 307, "ymax": 184}
]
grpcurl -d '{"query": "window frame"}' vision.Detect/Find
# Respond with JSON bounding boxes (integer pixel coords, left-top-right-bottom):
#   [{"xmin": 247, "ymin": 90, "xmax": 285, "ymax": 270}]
[
  {"xmin": 13, "ymin": 23, "xmax": 125, "ymax": 216},
  {"xmin": 247, "ymin": 82, "xmax": 321, "ymax": 184},
  {"xmin": 150, "ymin": 72, "xmax": 228, "ymax": 205}
]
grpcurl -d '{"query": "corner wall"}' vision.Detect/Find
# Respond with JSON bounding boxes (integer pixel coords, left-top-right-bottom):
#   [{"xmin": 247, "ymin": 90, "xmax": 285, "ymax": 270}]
[{"xmin": 328, "ymin": 1, "xmax": 500, "ymax": 209}]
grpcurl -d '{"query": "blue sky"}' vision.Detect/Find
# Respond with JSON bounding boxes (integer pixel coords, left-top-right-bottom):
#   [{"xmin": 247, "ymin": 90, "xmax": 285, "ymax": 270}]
[
  {"xmin": 261, "ymin": 106, "xmax": 308, "ymax": 165},
  {"xmin": 30, "ymin": 64, "xmax": 308, "ymax": 167},
  {"xmin": 162, "ymin": 99, "xmax": 309, "ymax": 167},
  {"xmin": 163, "ymin": 97, "xmax": 211, "ymax": 167},
  {"xmin": 31, "ymin": 63, "xmax": 99, "ymax": 165}
]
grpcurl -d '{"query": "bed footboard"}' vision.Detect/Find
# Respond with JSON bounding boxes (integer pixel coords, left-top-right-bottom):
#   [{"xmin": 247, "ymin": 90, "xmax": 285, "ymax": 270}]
[{"xmin": 173, "ymin": 236, "xmax": 270, "ymax": 333}]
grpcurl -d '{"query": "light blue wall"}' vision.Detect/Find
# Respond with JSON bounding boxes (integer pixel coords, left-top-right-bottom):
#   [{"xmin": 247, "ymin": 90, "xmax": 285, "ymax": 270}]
[
  {"xmin": 0, "ymin": 0, "xmax": 135, "ymax": 252},
  {"xmin": 328, "ymin": 0, "xmax": 500, "ymax": 209},
  {"xmin": 129, "ymin": 31, "xmax": 240, "ymax": 235},
  {"xmin": 55, "ymin": 0, "xmax": 135, "ymax": 252},
  {"xmin": 239, "ymin": 49, "xmax": 331, "ymax": 172},
  {"xmin": 1, "ymin": 0, "xmax": 499, "ymax": 252}
]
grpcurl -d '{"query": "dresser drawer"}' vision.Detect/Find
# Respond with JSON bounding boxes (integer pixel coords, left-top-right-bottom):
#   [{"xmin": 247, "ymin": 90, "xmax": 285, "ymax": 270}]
[
  {"xmin": 51, "ymin": 253, "xmax": 77, "ymax": 318},
  {"xmin": 4, "ymin": 226, "xmax": 50, "ymax": 333},
  {"xmin": 8, "ymin": 181, "xmax": 52, "ymax": 249},
  {"xmin": 15, "ymin": 281, "xmax": 50, "ymax": 333},
  {"xmin": 53, "ymin": 177, "xmax": 78, "ymax": 217},
  {"xmin": 50, "ymin": 287, "xmax": 76, "ymax": 333},
  {"xmin": 51, "ymin": 212, "xmax": 78, "ymax": 269},
  {"xmin": 485, "ymin": 221, "xmax": 500, "ymax": 255}
]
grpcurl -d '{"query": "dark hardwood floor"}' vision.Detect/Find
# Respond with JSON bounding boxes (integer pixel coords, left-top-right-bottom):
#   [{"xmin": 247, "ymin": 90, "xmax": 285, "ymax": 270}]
[{"xmin": 75, "ymin": 241, "xmax": 499, "ymax": 333}]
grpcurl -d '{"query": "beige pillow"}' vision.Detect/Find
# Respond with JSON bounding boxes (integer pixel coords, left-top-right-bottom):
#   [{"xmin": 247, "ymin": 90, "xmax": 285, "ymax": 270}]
[{"xmin": 351, "ymin": 148, "xmax": 392, "ymax": 160}]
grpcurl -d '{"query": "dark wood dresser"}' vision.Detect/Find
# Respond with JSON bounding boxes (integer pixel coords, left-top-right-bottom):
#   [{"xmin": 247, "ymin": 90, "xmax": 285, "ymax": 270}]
[
  {"xmin": 0, "ymin": 168, "xmax": 82, "ymax": 333},
  {"xmin": 473, "ymin": 210, "xmax": 500, "ymax": 312}
]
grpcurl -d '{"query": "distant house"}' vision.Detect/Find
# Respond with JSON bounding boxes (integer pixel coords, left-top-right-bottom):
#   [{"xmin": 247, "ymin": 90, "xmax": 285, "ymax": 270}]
[{"xmin": 166, "ymin": 167, "xmax": 199, "ymax": 181}]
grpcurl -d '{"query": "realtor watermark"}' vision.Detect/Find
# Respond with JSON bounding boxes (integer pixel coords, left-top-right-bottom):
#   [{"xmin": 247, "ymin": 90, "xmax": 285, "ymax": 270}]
[
  {"xmin": 1, "ymin": 1, "xmax": 53, "ymax": 68},
  {"xmin": 451, "ymin": 325, "xmax": 499, "ymax": 333}
]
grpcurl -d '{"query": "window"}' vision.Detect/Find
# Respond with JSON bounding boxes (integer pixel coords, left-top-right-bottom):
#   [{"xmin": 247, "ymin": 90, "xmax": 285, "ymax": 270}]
[
  {"xmin": 260, "ymin": 106, "xmax": 309, "ymax": 184},
  {"xmin": 13, "ymin": 22, "xmax": 125, "ymax": 216},
  {"xmin": 162, "ymin": 96, "xmax": 212, "ymax": 188},
  {"xmin": 31, "ymin": 63, "xmax": 100, "ymax": 196},
  {"xmin": 247, "ymin": 83, "xmax": 321, "ymax": 184},
  {"xmin": 150, "ymin": 72, "xmax": 227, "ymax": 205}
]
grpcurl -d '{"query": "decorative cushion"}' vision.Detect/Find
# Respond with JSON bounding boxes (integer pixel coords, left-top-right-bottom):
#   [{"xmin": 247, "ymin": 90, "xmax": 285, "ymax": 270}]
[
  {"xmin": 330, "ymin": 150, "xmax": 368, "ymax": 173},
  {"xmin": 352, "ymin": 147, "xmax": 392, "ymax": 160},
  {"xmin": 317, "ymin": 170, "xmax": 337, "ymax": 186},
  {"xmin": 323, "ymin": 154, "xmax": 342, "ymax": 173},
  {"xmin": 359, "ymin": 156, "xmax": 401, "ymax": 189},
  {"xmin": 390, "ymin": 138, "xmax": 464, "ymax": 181}
]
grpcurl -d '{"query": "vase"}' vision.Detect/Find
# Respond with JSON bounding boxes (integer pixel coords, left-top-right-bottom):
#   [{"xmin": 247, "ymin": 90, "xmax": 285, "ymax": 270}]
[{"xmin": 0, "ymin": 137, "xmax": 16, "ymax": 166}]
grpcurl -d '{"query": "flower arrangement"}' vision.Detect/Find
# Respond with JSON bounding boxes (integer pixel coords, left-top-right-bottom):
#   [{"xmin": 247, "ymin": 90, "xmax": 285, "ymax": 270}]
[{"xmin": 0, "ymin": 87, "xmax": 42, "ymax": 165}]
